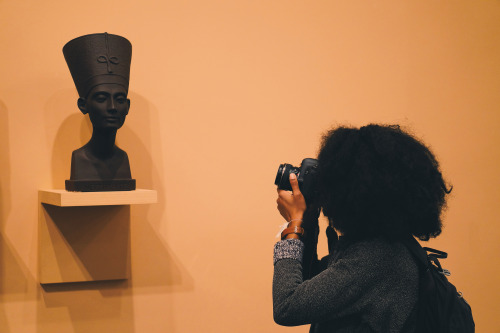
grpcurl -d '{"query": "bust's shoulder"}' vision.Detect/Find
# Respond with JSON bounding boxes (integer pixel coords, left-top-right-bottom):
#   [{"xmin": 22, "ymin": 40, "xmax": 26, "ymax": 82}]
[
  {"xmin": 113, "ymin": 146, "xmax": 130, "ymax": 160},
  {"xmin": 71, "ymin": 146, "xmax": 90, "ymax": 161},
  {"xmin": 114, "ymin": 146, "xmax": 128, "ymax": 154}
]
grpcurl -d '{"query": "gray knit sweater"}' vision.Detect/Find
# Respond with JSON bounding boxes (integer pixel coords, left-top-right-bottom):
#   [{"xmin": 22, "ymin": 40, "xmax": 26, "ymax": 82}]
[{"xmin": 273, "ymin": 237, "xmax": 419, "ymax": 332}]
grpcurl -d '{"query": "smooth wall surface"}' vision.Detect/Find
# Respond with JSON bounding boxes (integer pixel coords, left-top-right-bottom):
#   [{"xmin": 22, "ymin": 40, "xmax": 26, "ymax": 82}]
[{"xmin": 1, "ymin": 1, "xmax": 499, "ymax": 332}]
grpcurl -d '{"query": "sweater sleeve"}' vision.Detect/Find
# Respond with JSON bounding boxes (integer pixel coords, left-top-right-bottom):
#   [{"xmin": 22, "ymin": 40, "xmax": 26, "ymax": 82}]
[
  {"xmin": 273, "ymin": 239, "xmax": 305, "ymax": 265},
  {"xmin": 273, "ymin": 250, "xmax": 366, "ymax": 326}
]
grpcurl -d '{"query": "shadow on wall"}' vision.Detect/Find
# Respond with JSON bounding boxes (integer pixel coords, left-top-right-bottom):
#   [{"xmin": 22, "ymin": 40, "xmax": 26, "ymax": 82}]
[
  {"xmin": 45, "ymin": 89, "xmax": 191, "ymax": 286},
  {"xmin": 0, "ymin": 99, "xmax": 38, "ymax": 333},
  {"xmin": 0, "ymin": 100, "xmax": 11, "ymax": 242},
  {"xmin": 45, "ymin": 89, "xmax": 162, "ymax": 195},
  {"xmin": 41, "ymin": 87, "xmax": 81, "ymax": 188},
  {"xmin": 0, "ymin": 233, "xmax": 36, "ymax": 333},
  {"xmin": 38, "ymin": 91, "xmax": 194, "ymax": 332},
  {"xmin": 40, "ymin": 205, "xmax": 131, "ymax": 283},
  {"xmin": 38, "ymin": 279, "xmax": 135, "ymax": 333}
]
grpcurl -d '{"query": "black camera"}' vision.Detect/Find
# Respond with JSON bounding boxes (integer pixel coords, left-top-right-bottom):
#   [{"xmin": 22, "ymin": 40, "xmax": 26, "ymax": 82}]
[{"xmin": 274, "ymin": 158, "xmax": 319, "ymax": 204}]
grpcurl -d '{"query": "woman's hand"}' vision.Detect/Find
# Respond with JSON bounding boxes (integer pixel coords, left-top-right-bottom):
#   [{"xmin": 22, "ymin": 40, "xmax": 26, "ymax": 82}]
[{"xmin": 276, "ymin": 173, "xmax": 307, "ymax": 224}]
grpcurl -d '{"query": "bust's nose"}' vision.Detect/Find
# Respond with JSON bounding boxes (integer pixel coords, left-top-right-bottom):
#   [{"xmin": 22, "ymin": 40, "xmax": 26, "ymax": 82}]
[{"xmin": 107, "ymin": 99, "xmax": 117, "ymax": 114}]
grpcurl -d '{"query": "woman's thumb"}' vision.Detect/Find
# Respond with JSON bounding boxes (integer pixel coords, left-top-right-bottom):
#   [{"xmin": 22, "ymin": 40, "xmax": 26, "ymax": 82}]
[{"xmin": 289, "ymin": 173, "xmax": 302, "ymax": 195}]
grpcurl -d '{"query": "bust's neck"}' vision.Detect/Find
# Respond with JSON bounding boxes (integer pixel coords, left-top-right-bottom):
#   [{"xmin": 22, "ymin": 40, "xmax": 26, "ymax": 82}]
[{"xmin": 87, "ymin": 128, "xmax": 117, "ymax": 159}]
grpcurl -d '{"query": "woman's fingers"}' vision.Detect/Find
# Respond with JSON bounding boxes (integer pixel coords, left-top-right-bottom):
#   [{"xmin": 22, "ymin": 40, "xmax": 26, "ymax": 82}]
[
  {"xmin": 289, "ymin": 173, "xmax": 302, "ymax": 197},
  {"xmin": 275, "ymin": 173, "xmax": 307, "ymax": 222}
]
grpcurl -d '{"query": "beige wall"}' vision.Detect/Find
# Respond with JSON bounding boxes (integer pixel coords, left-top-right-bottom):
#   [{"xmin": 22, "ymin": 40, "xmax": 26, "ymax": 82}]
[{"xmin": 1, "ymin": 1, "xmax": 499, "ymax": 332}]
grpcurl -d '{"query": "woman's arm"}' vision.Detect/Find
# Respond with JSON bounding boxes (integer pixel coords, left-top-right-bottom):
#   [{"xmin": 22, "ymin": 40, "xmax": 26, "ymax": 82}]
[
  {"xmin": 276, "ymin": 173, "xmax": 307, "ymax": 238},
  {"xmin": 276, "ymin": 173, "xmax": 322, "ymax": 279}
]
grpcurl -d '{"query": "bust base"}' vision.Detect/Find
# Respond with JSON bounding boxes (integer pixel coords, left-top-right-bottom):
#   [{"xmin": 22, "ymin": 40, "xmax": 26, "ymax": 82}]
[{"xmin": 65, "ymin": 179, "xmax": 136, "ymax": 192}]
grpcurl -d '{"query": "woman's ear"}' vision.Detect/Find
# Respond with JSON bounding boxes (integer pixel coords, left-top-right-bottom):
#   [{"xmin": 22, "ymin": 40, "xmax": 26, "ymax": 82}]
[{"xmin": 77, "ymin": 98, "xmax": 87, "ymax": 114}]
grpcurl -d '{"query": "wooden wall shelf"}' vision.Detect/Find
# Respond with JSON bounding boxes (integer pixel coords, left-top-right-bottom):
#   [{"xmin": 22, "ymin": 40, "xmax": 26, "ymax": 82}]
[
  {"xmin": 38, "ymin": 189, "xmax": 157, "ymax": 284},
  {"xmin": 39, "ymin": 189, "xmax": 157, "ymax": 207}
]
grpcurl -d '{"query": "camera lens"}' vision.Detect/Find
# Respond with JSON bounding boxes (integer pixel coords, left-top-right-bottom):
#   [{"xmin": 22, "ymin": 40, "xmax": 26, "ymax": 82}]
[
  {"xmin": 275, "ymin": 164, "xmax": 286, "ymax": 187},
  {"xmin": 275, "ymin": 163, "xmax": 299, "ymax": 191}
]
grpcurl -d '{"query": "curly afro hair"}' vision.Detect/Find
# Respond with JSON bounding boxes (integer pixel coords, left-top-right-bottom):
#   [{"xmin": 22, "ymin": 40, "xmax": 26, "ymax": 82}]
[{"xmin": 317, "ymin": 124, "xmax": 451, "ymax": 241}]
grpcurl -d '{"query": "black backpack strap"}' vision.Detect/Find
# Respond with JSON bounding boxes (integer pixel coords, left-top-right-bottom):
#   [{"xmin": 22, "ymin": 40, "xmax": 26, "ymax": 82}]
[
  {"xmin": 400, "ymin": 235, "xmax": 434, "ymax": 333},
  {"xmin": 401, "ymin": 236, "xmax": 449, "ymax": 269},
  {"xmin": 400, "ymin": 235, "xmax": 430, "ymax": 269},
  {"xmin": 423, "ymin": 247, "xmax": 447, "ymax": 259},
  {"xmin": 422, "ymin": 247, "xmax": 448, "ymax": 272}
]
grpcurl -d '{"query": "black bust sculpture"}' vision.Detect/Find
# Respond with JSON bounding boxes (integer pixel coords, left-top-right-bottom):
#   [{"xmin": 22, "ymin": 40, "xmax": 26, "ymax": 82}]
[{"xmin": 63, "ymin": 33, "xmax": 136, "ymax": 191}]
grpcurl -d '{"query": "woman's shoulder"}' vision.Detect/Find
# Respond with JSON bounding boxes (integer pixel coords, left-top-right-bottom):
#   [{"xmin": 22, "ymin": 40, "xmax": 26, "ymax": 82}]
[{"xmin": 333, "ymin": 237, "xmax": 418, "ymax": 274}]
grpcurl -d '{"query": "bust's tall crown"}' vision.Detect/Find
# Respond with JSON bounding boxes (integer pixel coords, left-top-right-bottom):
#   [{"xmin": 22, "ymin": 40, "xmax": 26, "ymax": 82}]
[{"xmin": 63, "ymin": 33, "xmax": 132, "ymax": 98}]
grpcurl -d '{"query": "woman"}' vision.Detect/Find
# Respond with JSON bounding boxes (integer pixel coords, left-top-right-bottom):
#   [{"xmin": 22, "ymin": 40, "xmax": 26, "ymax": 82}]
[{"xmin": 273, "ymin": 124, "xmax": 450, "ymax": 332}]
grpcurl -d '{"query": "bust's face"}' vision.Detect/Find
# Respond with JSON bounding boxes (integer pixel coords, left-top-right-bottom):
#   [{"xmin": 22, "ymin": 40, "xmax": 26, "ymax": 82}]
[{"xmin": 81, "ymin": 83, "xmax": 130, "ymax": 130}]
